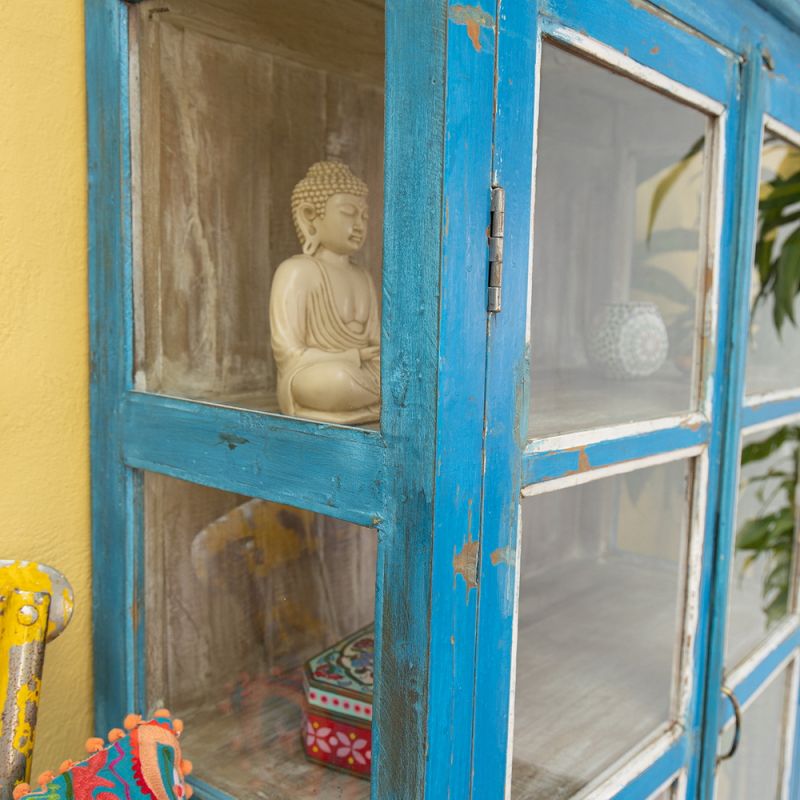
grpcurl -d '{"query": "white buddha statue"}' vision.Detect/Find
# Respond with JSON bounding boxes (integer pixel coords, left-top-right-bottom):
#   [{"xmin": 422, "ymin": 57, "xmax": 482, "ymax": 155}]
[{"xmin": 269, "ymin": 161, "xmax": 380, "ymax": 424}]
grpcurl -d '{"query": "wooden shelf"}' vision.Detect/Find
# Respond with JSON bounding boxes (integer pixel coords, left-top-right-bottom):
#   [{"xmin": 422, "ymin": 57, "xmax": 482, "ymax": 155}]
[
  {"xmin": 528, "ymin": 367, "xmax": 692, "ymax": 439},
  {"xmin": 180, "ymin": 680, "xmax": 370, "ymax": 800},
  {"xmin": 512, "ymin": 556, "xmax": 681, "ymax": 798}
]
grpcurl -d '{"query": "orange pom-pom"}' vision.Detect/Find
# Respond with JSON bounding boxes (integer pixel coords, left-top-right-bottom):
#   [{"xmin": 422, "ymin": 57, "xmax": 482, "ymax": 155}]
[
  {"xmin": 185, "ymin": 784, "xmax": 194, "ymax": 799},
  {"xmin": 36, "ymin": 772, "xmax": 55, "ymax": 787},
  {"xmin": 13, "ymin": 783, "xmax": 31, "ymax": 800},
  {"xmin": 58, "ymin": 760, "xmax": 75, "ymax": 774},
  {"xmin": 153, "ymin": 707, "xmax": 171, "ymax": 718},
  {"xmin": 123, "ymin": 713, "xmax": 141, "ymax": 731},
  {"xmin": 85, "ymin": 737, "xmax": 105, "ymax": 753},
  {"xmin": 180, "ymin": 759, "xmax": 193, "ymax": 776},
  {"xmin": 107, "ymin": 728, "xmax": 125, "ymax": 742},
  {"xmin": 173, "ymin": 718, "xmax": 184, "ymax": 735}
]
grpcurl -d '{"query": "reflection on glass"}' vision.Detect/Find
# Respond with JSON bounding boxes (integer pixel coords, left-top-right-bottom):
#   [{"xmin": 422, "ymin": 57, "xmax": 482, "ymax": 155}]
[
  {"xmin": 512, "ymin": 460, "xmax": 692, "ymax": 798},
  {"xmin": 727, "ymin": 425, "xmax": 799, "ymax": 667},
  {"xmin": 746, "ymin": 131, "xmax": 800, "ymax": 397},
  {"xmin": 529, "ymin": 43, "xmax": 710, "ymax": 438},
  {"xmin": 716, "ymin": 665, "xmax": 793, "ymax": 800},
  {"xmin": 132, "ymin": 0, "xmax": 384, "ymax": 422},
  {"xmin": 145, "ymin": 473, "xmax": 375, "ymax": 798}
]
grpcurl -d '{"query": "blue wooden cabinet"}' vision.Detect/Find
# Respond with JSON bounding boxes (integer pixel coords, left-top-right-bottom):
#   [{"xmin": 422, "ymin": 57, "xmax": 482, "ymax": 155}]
[{"xmin": 86, "ymin": 1, "xmax": 800, "ymax": 797}]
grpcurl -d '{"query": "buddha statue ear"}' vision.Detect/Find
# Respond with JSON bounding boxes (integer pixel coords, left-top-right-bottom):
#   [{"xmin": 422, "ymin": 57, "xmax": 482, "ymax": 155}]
[{"xmin": 297, "ymin": 202, "xmax": 320, "ymax": 256}]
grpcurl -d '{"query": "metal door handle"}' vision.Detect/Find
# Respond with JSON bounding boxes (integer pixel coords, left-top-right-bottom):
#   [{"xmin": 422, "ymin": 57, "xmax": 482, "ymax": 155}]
[{"xmin": 717, "ymin": 685, "xmax": 742, "ymax": 764}]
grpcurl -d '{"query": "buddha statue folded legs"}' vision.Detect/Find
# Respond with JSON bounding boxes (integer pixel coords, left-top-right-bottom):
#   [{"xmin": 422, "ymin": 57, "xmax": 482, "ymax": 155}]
[{"xmin": 269, "ymin": 161, "xmax": 381, "ymax": 424}]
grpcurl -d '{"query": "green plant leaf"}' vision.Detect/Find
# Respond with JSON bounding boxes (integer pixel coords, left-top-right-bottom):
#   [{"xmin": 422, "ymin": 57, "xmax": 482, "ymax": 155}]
[
  {"xmin": 741, "ymin": 427, "xmax": 792, "ymax": 464},
  {"xmin": 772, "ymin": 226, "xmax": 800, "ymax": 331},
  {"xmin": 736, "ymin": 516, "xmax": 772, "ymax": 550}
]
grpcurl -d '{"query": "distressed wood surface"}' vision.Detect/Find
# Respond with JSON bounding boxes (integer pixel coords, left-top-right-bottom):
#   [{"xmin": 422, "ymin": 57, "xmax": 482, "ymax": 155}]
[
  {"xmin": 87, "ymin": 1, "xmax": 800, "ymax": 798},
  {"xmin": 691, "ymin": 50, "xmax": 767, "ymax": 800},
  {"xmin": 121, "ymin": 392, "xmax": 384, "ymax": 527},
  {"xmin": 132, "ymin": 0, "xmax": 384, "ymax": 409},
  {"xmin": 512, "ymin": 559, "xmax": 679, "ymax": 799},
  {"xmin": 86, "ymin": 0, "xmax": 146, "ymax": 734},
  {"xmin": 524, "ymin": 421, "xmax": 708, "ymax": 487}
]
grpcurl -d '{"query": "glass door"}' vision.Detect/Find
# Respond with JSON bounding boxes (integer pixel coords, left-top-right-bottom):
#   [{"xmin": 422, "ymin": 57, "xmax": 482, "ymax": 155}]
[
  {"xmin": 474, "ymin": 1, "xmax": 739, "ymax": 797},
  {"xmin": 706, "ymin": 79, "xmax": 800, "ymax": 798}
]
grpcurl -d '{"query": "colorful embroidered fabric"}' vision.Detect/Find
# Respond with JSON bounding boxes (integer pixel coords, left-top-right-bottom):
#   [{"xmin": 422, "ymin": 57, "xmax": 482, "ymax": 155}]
[{"xmin": 12, "ymin": 712, "xmax": 193, "ymax": 800}]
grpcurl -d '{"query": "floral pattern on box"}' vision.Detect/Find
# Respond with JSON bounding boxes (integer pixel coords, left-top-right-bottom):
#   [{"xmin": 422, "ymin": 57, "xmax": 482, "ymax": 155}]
[{"xmin": 303, "ymin": 624, "xmax": 374, "ymax": 779}]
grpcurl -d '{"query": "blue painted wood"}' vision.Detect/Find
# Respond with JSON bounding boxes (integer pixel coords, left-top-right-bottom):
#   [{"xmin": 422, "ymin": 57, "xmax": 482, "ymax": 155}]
[
  {"xmin": 423, "ymin": 2, "xmax": 496, "ymax": 798},
  {"xmin": 753, "ymin": 0, "xmax": 800, "ymax": 32},
  {"xmin": 86, "ymin": 0, "xmax": 143, "ymax": 736},
  {"xmin": 370, "ymin": 2, "xmax": 448, "ymax": 797},
  {"xmin": 479, "ymin": 2, "xmax": 744, "ymax": 798},
  {"xmin": 691, "ymin": 49, "xmax": 767, "ymax": 800},
  {"xmin": 608, "ymin": 739, "xmax": 686, "ymax": 800},
  {"xmin": 768, "ymin": 68, "xmax": 800, "ymax": 135},
  {"xmin": 741, "ymin": 395, "xmax": 800, "ymax": 429},
  {"xmin": 121, "ymin": 392, "xmax": 384, "ymax": 527},
  {"xmin": 523, "ymin": 423, "xmax": 710, "ymax": 486},
  {"xmin": 647, "ymin": 0, "xmax": 800, "ymax": 82},
  {"xmin": 471, "ymin": 1, "xmax": 537, "ymax": 796},
  {"xmin": 540, "ymin": 0, "xmax": 731, "ymax": 105},
  {"xmin": 717, "ymin": 625, "xmax": 800, "ymax": 728}
]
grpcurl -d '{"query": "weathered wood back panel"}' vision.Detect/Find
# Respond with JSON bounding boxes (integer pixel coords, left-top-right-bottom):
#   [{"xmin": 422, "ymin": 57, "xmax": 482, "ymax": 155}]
[{"xmin": 132, "ymin": 0, "xmax": 384, "ymax": 406}]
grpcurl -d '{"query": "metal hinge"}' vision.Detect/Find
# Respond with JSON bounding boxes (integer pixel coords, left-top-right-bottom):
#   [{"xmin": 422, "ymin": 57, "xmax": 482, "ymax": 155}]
[{"xmin": 488, "ymin": 186, "xmax": 505, "ymax": 312}]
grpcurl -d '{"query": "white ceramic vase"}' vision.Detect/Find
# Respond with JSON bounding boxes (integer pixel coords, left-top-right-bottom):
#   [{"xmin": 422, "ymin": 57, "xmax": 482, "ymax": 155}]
[{"xmin": 588, "ymin": 301, "xmax": 669, "ymax": 379}]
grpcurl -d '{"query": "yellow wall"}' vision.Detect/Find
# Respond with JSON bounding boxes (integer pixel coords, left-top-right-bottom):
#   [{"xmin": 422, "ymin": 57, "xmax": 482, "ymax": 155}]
[{"xmin": 0, "ymin": 0, "xmax": 93, "ymax": 775}]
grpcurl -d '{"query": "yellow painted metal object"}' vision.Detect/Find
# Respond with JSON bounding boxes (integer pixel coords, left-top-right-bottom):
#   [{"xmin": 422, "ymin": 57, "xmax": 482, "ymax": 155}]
[{"xmin": 0, "ymin": 562, "xmax": 73, "ymax": 799}]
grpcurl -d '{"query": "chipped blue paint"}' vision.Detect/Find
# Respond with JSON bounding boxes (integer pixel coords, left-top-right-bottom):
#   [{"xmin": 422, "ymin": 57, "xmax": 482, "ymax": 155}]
[
  {"xmin": 86, "ymin": 0, "xmax": 145, "ymax": 736},
  {"xmin": 471, "ymin": 1, "xmax": 537, "ymax": 796},
  {"xmin": 87, "ymin": 0, "xmax": 800, "ymax": 797},
  {"xmin": 121, "ymin": 392, "xmax": 384, "ymax": 527},
  {"xmin": 423, "ymin": 2, "xmax": 496, "ymax": 798},
  {"xmin": 524, "ymin": 423, "xmax": 709, "ymax": 486}
]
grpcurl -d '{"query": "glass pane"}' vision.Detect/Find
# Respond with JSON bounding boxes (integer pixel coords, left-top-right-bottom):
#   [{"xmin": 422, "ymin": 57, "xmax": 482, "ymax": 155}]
[
  {"xmin": 145, "ymin": 473, "xmax": 376, "ymax": 798},
  {"xmin": 745, "ymin": 130, "xmax": 800, "ymax": 397},
  {"xmin": 716, "ymin": 664, "xmax": 793, "ymax": 800},
  {"xmin": 529, "ymin": 42, "xmax": 711, "ymax": 438},
  {"xmin": 132, "ymin": 1, "xmax": 384, "ymax": 426},
  {"xmin": 512, "ymin": 459, "xmax": 693, "ymax": 798},
  {"xmin": 726, "ymin": 424, "xmax": 800, "ymax": 667}
]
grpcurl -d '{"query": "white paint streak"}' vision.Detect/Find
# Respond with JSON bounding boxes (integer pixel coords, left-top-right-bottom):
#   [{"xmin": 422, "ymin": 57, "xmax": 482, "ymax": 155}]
[
  {"xmin": 574, "ymin": 724, "xmax": 682, "ymax": 800},
  {"xmin": 522, "ymin": 446, "xmax": 703, "ymax": 496},
  {"xmin": 544, "ymin": 26, "xmax": 725, "ymax": 115},
  {"xmin": 526, "ymin": 413, "xmax": 708, "ymax": 455}
]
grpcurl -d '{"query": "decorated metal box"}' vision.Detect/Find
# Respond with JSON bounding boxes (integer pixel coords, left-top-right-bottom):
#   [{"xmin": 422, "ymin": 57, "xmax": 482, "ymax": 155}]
[{"xmin": 302, "ymin": 623, "xmax": 374, "ymax": 778}]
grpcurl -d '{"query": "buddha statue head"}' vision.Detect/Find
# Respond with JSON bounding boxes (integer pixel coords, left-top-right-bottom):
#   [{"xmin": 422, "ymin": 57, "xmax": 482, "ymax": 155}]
[{"xmin": 291, "ymin": 161, "xmax": 369, "ymax": 257}]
